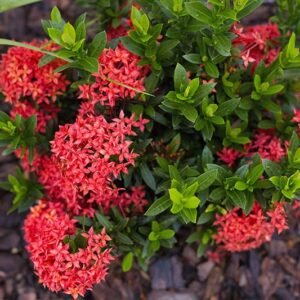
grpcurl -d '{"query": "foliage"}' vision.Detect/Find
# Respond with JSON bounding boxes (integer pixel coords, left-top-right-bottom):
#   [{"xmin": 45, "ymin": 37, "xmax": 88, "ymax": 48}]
[{"xmin": 0, "ymin": 0, "xmax": 300, "ymax": 299}]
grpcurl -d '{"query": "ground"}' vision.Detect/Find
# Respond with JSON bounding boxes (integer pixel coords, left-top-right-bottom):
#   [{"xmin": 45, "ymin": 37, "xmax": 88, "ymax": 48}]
[{"xmin": 1, "ymin": 1, "xmax": 300, "ymax": 300}]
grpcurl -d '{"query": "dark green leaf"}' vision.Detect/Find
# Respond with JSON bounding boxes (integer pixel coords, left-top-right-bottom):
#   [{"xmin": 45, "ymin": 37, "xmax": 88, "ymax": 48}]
[
  {"xmin": 145, "ymin": 195, "xmax": 172, "ymax": 216},
  {"xmin": 204, "ymin": 61, "xmax": 219, "ymax": 78},
  {"xmin": 140, "ymin": 163, "xmax": 156, "ymax": 191},
  {"xmin": 262, "ymin": 159, "xmax": 282, "ymax": 177},
  {"xmin": 216, "ymin": 98, "xmax": 240, "ymax": 116},
  {"xmin": 237, "ymin": 0, "xmax": 264, "ymax": 19},
  {"xmin": 174, "ymin": 63, "xmax": 188, "ymax": 92},
  {"xmin": 95, "ymin": 213, "xmax": 114, "ymax": 231},
  {"xmin": 73, "ymin": 57, "xmax": 99, "ymax": 73},
  {"xmin": 120, "ymin": 36, "xmax": 144, "ymax": 56},
  {"xmin": 185, "ymin": 1, "xmax": 213, "ymax": 25},
  {"xmin": 88, "ymin": 31, "xmax": 107, "ymax": 58},
  {"xmin": 197, "ymin": 169, "xmax": 218, "ymax": 191}
]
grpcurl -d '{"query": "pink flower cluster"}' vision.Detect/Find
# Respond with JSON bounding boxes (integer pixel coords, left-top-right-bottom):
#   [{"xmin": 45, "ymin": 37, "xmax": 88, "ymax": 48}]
[
  {"xmin": 0, "ymin": 41, "xmax": 69, "ymax": 132},
  {"xmin": 31, "ymin": 110, "xmax": 148, "ymax": 216},
  {"xmin": 213, "ymin": 202, "xmax": 288, "ymax": 252},
  {"xmin": 79, "ymin": 45, "xmax": 148, "ymax": 107},
  {"xmin": 24, "ymin": 201, "xmax": 114, "ymax": 299},
  {"xmin": 233, "ymin": 23, "xmax": 280, "ymax": 70}
]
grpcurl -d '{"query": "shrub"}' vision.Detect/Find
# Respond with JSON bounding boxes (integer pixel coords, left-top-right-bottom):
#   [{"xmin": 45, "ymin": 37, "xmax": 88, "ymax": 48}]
[{"xmin": 1, "ymin": 0, "xmax": 300, "ymax": 299}]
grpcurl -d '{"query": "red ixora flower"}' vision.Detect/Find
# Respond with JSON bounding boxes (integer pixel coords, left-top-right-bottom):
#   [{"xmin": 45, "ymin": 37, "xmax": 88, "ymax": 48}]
[
  {"xmin": 79, "ymin": 44, "xmax": 149, "ymax": 107},
  {"xmin": 213, "ymin": 202, "xmax": 288, "ymax": 252},
  {"xmin": 23, "ymin": 201, "xmax": 114, "ymax": 299},
  {"xmin": 33, "ymin": 109, "xmax": 149, "ymax": 215},
  {"xmin": 233, "ymin": 23, "xmax": 280, "ymax": 70},
  {"xmin": 0, "ymin": 40, "xmax": 69, "ymax": 105},
  {"xmin": 245, "ymin": 129, "xmax": 287, "ymax": 162},
  {"xmin": 107, "ymin": 19, "xmax": 131, "ymax": 41},
  {"xmin": 292, "ymin": 108, "xmax": 300, "ymax": 125},
  {"xmin": 217, "ymin": 147, "xmax": 242, "ymax": 167}
]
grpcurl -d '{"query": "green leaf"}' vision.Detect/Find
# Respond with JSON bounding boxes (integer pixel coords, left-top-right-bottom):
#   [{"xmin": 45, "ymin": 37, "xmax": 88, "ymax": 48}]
[
  {"xmin": 185, "ymin": 1, "xmax": 213, "ymax": 25},
  {"xmin": 48, "ymin": 28, "xmax": 62, "ymax": 45},
  {"xmin": 216, "ymin": 98, "xmax": 240, "ymax": 116},
  {"xmin": 169, "ymin": 165, "xmax": 182, "ymax": 182},
  {"xmin": 263, "ymin": 84, "xmax": 284, "ymax": 95},
  {"xmin": 140, "ymin": 163, "xmax": 156, "ymax": 191},
  {"xmin": 262, "ymin": 159, "xmax": 282, "ymax": 177},
  {"xmin": 202, "ymin": 146, "xmax": 213, "ymax": 167},
  {"xmin": 227, "ymin": 190, "xmax": 247, "ymax": 209},
  {"xmin": 122, "ymin": 252, "xmax": 134, "ymax": 272},
  {"xmin": 159, "ymin": 229, "xmax": 175, "ymax": 239},
  {"xmin": 183, "ymin": 208, "xmax": 197, "ymax": 223},
  {"xmin": 213, "ymin": 35, "xmax": 232, "ymax": 56},
  {"xmin": 197, "ymin": 211, "xmax": 214, "ymax": 224},
  {"xmin": 0, "ymin": 0, "xmax": 40, "ymax": 13},
  {"xmin": 38, "ymin": 54, "xmax": 56, "ymax": 68},
  {"xmin": 117, "ymin": 232, "xmax": 134, "ymax": 245},
  {"xmin": 237, "ymin": 0, "xmax": 264, "ymax": 19},
  {"xmin": 204, "ymin": 61, "xmax": 219, "ymax": 78},
  {"xmin": 184, "ymin": 182, "xmax": 199, "ymax": 198},
  {"xmin": 157, "ymin": 39, "xmax": 179, "ymax": 57},
  {"xmin": 197, "ymin": 169, "xmax": 218, "ymax": 191},
  {"xmin": 145, "ymin": 195, "xmax": 172, "ymax": 216},
  {"xmin": 234, "ymin": 181, "xmax": 248, "ymax": 191},
  {"xmin": 50, "ymin": 6, "xmax": 62, "ymax": 22},
  {"xmin": 209, "ymin": 187, "xmax": 225, "ymax": 202},
  {"xmin": 247, "ymin": 164, "xmax": 264, "ymax": 185},
  {"xmin": 183, "ymin": 53, "xmax": 202, "ymax": 64},
  {"xmin": 0, "ymin": 39, "xmax": 72, "ymax": 62},
  {"xmin": 182, "ymin": 105, "xmax": 198, "ymax": 123},
  {"xmin": 61, "ymin": 22, "xmax": 76, "ymax": 45},
  {"xmin": 184, "ymin": 196, "xmax": 200, "ymax": 209},
  {"xmin": 73, "ymin": 57, "xmax": 99, "ymax": 73},
  {"xmin": 174, "ymin": 63, "xmax": 188, "ymax": 92},
  {"xmin": 88, "ymin": 31, "xmax": 107, "ymax": 58},
  {"xmin": 169, "ymin": 188, "xmax": 182, "ymax": 204},
  {"xmin": 120, "ymin": 36, "xmax": 144, "ymax": 56},
  {"xmin": 244, "ymin": 192, "xmax": 255, "ymax": 215},
  {"xmin": 95, "ymin": 213, "xmax": 114, "ymax": 231}
]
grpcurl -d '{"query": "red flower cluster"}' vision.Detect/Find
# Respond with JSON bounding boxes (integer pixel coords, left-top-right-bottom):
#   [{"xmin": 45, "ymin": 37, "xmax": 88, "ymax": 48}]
[
  {"xmin": 79, "ymin": 45, "xmax": 148, "ymax": 107},
  {"xmin": 213, "ymin": 202, "xmax": 288, "ymax": 252},
  {"xmin": 107, "ymin": 21, "xmax": 130, "ymax": 41},
  {"xmin": 118, "ymin": 186, "xmax": 148, "ymax": 214},
  {"xmin": 0, "ymin": 41, "xmax": 69, "ymax": 132},
  {"xmin": 32, "ymin": 110, "xmax": 148, "ymax": 215},
  {"xmin": 233, "ymin": 23, "xmax": 280, "ymax": 70},
  {"xmin": 292, "ymin": 108, "xmax": 300, "ymax": 126},
  {"xmin": 217, "ymin": 147, "xmax": 242, "ymax": 167},
  {"xmin": 0, "ymin": 41, "xmax": 69, "ymax": 104},
  {"xmin": 23, "ymin": 201, "xmax": 114, "ymax": 299},
  {"xmin": 245, "ymin": 129, "xmax": 287, "ymax": 162}
]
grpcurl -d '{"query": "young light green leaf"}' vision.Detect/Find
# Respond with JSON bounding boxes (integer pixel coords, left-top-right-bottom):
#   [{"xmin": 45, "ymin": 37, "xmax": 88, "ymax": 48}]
[
  {"xmin": 0, "ymin": 0, "xmax": 40, "ymax": 13},
  {"xmin": 122, "ymin": 252, "xmax": 134, "ymax": 272}
]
